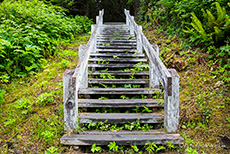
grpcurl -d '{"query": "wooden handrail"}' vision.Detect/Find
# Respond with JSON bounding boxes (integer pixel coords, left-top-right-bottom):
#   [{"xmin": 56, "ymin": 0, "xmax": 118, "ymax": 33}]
[
  {"xmin": 124, "ymin": 9, "xmax": 179, "ymax": 132},
  {"xmin": 63, "ymin": 9, "xmax": 104, "ymax": 132}
]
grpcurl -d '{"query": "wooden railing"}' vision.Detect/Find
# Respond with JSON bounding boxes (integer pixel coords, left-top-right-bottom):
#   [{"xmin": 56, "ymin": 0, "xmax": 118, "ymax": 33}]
[
  {"xmin": 63, "ymin": 9, "xmax": 104, "ymax": 132},
  {"xmin": 124, "ymin": 9, "xmax": 179, "ymax": 133}
]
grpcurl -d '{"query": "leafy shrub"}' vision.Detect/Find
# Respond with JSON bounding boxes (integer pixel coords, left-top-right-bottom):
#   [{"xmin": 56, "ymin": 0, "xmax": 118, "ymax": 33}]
[{"xmin": 0, "ymin": 0, "xmax": 93, "ymax": 82}]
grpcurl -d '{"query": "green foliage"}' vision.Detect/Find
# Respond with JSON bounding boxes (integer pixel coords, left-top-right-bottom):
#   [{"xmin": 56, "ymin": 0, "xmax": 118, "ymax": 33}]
[
  {"xmin": 45, "ymin": 146, "xmax": 59, "ymax": 154},
  {"xmin": 14, "ymin": 98, "xmax": 33, "ymax": 114},
  {"xmin": 91, "ymin": 143, "xmax": 102, "ymax": 153},
  {"xmin": 0, "ymin": 89, "xmax": 5, "ymax": 106},
  {"xmin": 0, "ymin": 0, "xmax": 93, "ymax": 81},
  {"xmin": 108, "ymin": 141, "xmax": 119, "ymax": 152},
  {"xmin": 185, "ymin": 2, "xmax": 230, "ymax": 47}
]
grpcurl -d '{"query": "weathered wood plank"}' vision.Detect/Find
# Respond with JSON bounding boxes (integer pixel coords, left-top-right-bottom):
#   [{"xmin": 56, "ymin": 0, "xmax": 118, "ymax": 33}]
[
  {"xmin": 97, "ymin": 42, "xmax": 137, "ymax": 46},
  {"xmin": 164, "ymin": 69, "xmax": 180, "ymax": 133},
  {"xmin": 90, "ymin": 53, "xmax": 144, "ymax": 57},
  {"xmin": 78, "ymin": 99, "xmax": 163, "ymax": 108},
  {"xmin": 79, "ymin": 113, "xmax": 164, "ymax": 124},
  {"xmin": 88, "ymin": 58, "xmax": 147, "ymax": 62},
  {"xmin": 63, "ymin": 69, "xmax": 78, "ymax": 131},
  {"xmin": 97, "ymin": 45, "xmax": 136, "ymax": 49},
  {"xmin": 96, "ymin": 49, "xmax": 137, "ymax": 53},
  {"xmin": 88, "ymin": 71, "xmax": 149, "ymax": 76},
  {"xmin": 97, "ymin": 39, "xmax": 136, "ymax": 43},
  {"xmin": 88, "ymin": 64, "xmax": 147, "ymax": 68},
  {"xmin": 80, "ymin": 130, "xmax": 165, "ymax": 135},
  {"xmin": 60, "ymin": 133, "xmax": 183, "ymax": 145},
  {"xmin": 88, "ymin": 79, "xmax": 149, "ymax": 84},
  {"xmin": 78, "ymin": 88, "xmax": 162, "ymax": 94}
]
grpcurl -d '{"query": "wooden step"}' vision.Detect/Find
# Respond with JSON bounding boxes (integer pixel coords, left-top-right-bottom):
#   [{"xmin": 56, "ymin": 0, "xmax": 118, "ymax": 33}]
[
  {"xmin": 88, "ymin": 58, "xmax": 147, "ymax": 63},
  {"xmin": 88, "ymin": 64, "xmax": 147, "ymax": 68},
  {"xmin": 90, "ymin": 53, "xmax": 144, "ymax": 58},
  {"xmin": 97, "ymin": 45, "xmax": 136, "ymax": 49},
  {"xmin": 97, "ymin": 39, "xmax": 136, "ymax": 43},
  {"xmin": 61, "ymin": 132, "xmax": 183, "ymax": 145},
  {"xmin": 78, "ymin": 88, "xmax": 161, "ymax": 94},
  {"xmin": 78, "ymin": 99, "xmax": 163, "ymax": 108},
  {"xmin": 97, "ymin": 36, "xmax": 135, "ymax": 40},
  {"xmin": 88, "ymin": 79, "xmax": 149, "ymax": 84},
  {"xmin": 89, "ymin": 71, "xmax": 149, "ymax": 76},
  {"xmin": 78, "ymin": 113, "xmax": 164, "ymax": 124},
  {"xmin": 97, "ymin": 42, "xmax": 137, "ymax": 46},
  {"xmin": 96, "ymin": 49, "xmax": 136, "ymax": 53}
]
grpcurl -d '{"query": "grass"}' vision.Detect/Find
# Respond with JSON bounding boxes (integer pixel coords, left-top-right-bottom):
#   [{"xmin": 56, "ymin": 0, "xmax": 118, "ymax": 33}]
[
  {"xmin": 0, "ymin": 25, "xmax": 229, "ymax": 153},
  {"xmin": 0, "ymin": 34, "xmax": 90, "ymax": 153},
  {"xmin": 144, "ymin": 26, "xmax": 230, "ymax": 153}
]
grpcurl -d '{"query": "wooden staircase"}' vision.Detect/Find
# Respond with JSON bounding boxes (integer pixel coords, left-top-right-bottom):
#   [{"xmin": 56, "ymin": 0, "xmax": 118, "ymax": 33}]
[{"xmin": 61, "ymin": 9, "xmax": 183, "ymax": 146}]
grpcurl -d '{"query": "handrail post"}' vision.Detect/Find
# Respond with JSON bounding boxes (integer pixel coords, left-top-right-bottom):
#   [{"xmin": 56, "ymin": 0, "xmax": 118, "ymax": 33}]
[
  {"xmin": 78, "ymin": 45, "xmax": 88, "ymax": 89},
  {"xmin": 63, "ymin": 70, "xmax": 78, "ymax": 132},
  {"xmin": 149, "ymin": 44, "xmax": 159, "ymax": 88},
  {"xmin": 137, "ymin": 25, "xmax": 143, "ymax": 53},
  {"xmin": 130, "ymin": 16, "xmax": 135, "ymax": 36},
  {"xmin": 164, "ymin": 69, "xmax": 180, "ymax": 133}
]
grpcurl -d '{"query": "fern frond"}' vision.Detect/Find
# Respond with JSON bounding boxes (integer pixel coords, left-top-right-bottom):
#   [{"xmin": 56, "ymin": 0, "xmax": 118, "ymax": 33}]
[
  {"xmin": 216, "ymin": 2, "xmax": 226, "ymax": 23},
  {"xmin": 191, "ymin": 12, "xmax": 207, "ymax": 40},
  {"xmin": 206, "ymin": 10, "xmax": 216, "ymax": 29}
]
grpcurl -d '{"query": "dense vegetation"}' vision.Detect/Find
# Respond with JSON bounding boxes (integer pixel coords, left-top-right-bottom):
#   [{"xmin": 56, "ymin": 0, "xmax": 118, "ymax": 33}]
[
  {"xmin": 135, "ymin": 0, "xmax": 230, "ymax": 83},
  {"xmin": 0, "ymin": 0, "xmax": 93, "ymax": 82}
]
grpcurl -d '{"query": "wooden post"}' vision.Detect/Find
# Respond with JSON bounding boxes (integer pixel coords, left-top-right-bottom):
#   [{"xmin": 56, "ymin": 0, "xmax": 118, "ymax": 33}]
[
  {"xmin": 78, "ymin": 45, "xmax": 88, "ymax": 89},
  {"xmin": 149, "ymin": 44, "xmax": 159, "ymax": 88},
  {"xmin": 63, "ymin": 69, "xmax": 78, "ymax": 132},
  {"xmin": 125, "ymin": 10, "xmax": 129, "ymax": 26},
  {"xmin": 164, "ymin": 69, "xmax": 179, "ymax": 133},
  {"xmin": 130, "ymin": 16, "xmax": 135, "ymax": 36},
  {"xmin": 91, "ymin": 25, "xmax": 97, "ymax": 52},
  {"xmin": 149, "ymin": 62, "xmax": 159, "ymax": 89},
  {"xmin": 96, "ymin": 16, "xmax": 99, "ymax": 24},
  {"xmin": 137, "ymin": 25, "xmax": 143, "ymax": 53}
]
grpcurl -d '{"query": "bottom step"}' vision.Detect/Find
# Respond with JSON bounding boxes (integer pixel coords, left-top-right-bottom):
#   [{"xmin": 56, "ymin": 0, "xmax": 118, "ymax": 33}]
[{"xmin": 60, "ymin": 131, "xmax": 183, "ymax": 145}]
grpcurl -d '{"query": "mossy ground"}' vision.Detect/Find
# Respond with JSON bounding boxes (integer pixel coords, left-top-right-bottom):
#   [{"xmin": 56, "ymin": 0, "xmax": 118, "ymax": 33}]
[{"xmin": 0, "ymin": 26, "xmax": 229, "ymax": 153}]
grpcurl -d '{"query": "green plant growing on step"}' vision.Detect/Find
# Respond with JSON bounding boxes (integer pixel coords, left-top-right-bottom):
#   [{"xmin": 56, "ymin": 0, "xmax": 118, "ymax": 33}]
[
  {"xmin": 120, "ymin": 95, "xmax": 128, "ymax": 99},
  {"xmin": 142, "ymin": 106, "xmax": 152, "ymax": 113},
  {"xmin": 133, "ymin": 52, "xmax": 137, "ymax": 58},
  {"xmin": 124, "ymin": 84, "xmax": 132, "ymax": 88},
  {"xmin": 126, "ymin": 36, "xmax": 132, "ymax": 40},
  {"xmin": 98, "ymin": 60, "xmax": 109, "ymax": 64},
  {"xmin": 157, "ymin": 100, "xmax": 164, "ymax": 105},
  {"xmin": 145, "ymin": 142, "xmax": 166, "ymax": 153},
  {"xmin": 133, "ymin": 84, "xmax": 141, "ymax": 88},
  {"xmin": 108, "ymin": 141, "xmax": 119, "ymax": 152},
  {"xmin": 110, "ymin": 38, "xmax": 115, "ymax": 42},
  {"xmin": 166, "ymin": 142, "xmax": 175, "ymax": 150},
  {"xmin": 113, "ymin": 55, "xmax": 119, "ymax": 59},
  {"xmin": 131, "ymin": 144, "xmax": 140, "ymax": 153},
  {"xmin": 99, "ymin": 83, "xmax": 108, "ymax": 88},
  {"xmin": 98, "ymin": 96, "xmax": 108, "ymax": 100},
  {"xmin": 114, "ymin": 32, "xmax": 121, "ymax": 37},
  {"xmin": 100, "ymin": 73, "xmax": 115, "ymax": 79},
  {"xmin": 125, "ymin": 51, "xmax": 129, "ymax": 54},
  {"xmin": 141, "ymin": 94, "xmax": 148, "ymax": 99},
  {"xmin": 102, "ymin": 43, "xmax": 110, "ymax": 46},
  {"xmin": 91, "ymin": 143, "xmax": 102, "ymax": 153}
]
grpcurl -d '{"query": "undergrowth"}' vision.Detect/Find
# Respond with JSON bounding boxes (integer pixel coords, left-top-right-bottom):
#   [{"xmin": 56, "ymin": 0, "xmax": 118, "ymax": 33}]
[{"xmin": 0, "ymin": 34, "xmax": 90, "ymax": 153}]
